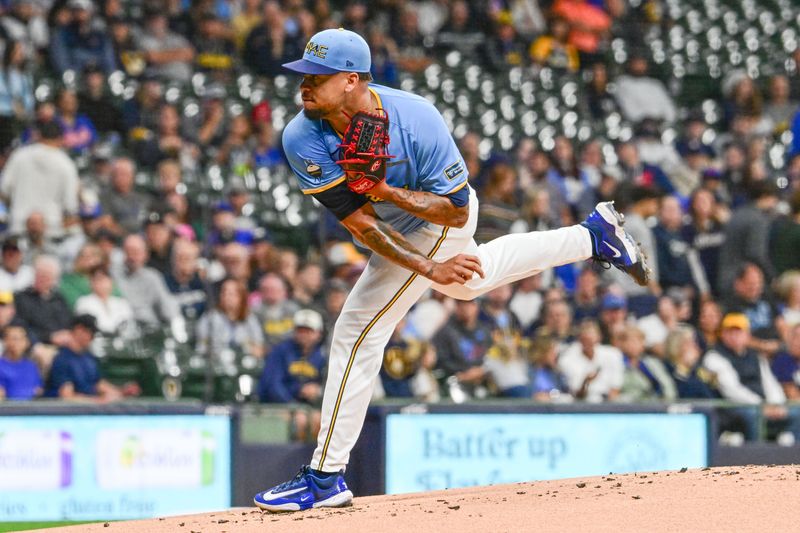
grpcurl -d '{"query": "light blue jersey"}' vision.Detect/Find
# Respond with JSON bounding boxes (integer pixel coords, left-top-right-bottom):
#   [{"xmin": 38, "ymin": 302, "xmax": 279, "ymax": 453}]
[{"xmin": 282, "ymin": 84, "xmax": 469, "ymax": 234}]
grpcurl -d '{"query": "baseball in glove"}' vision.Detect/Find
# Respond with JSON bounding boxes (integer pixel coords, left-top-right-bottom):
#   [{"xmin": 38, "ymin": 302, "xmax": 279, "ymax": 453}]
[{"xmin": 335, "ymin": 110, "xmax": 394, "ymax": 194}]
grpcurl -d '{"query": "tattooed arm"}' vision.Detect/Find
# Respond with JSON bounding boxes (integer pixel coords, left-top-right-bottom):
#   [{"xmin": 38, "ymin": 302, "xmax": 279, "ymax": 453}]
[
  {"xmin": 367, "ymin": 181, "xmax": 469, "ymax": 228},
  {"xmin": 341, "ymin": 204, "xmax": 483, "ymax": 285}
]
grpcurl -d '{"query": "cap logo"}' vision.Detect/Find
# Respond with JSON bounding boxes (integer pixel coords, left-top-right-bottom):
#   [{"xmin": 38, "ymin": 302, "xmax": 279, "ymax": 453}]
[
  {"xmin": 305, "ymin": 41, "xmax": 328, "ymax": 59},
  {"xmin": 346, "ymin": 60, "xmax": 354, "ymax": 67}
]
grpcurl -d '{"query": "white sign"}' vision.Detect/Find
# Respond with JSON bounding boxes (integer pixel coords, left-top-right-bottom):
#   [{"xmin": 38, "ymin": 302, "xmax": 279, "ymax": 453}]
[
  {"xmin": 95, "ymin": 429, "xmax": 216, "ymax": 489},
  {"xmin": 0, "ymin": 429, "xmax": 72, "ymax": 490}
]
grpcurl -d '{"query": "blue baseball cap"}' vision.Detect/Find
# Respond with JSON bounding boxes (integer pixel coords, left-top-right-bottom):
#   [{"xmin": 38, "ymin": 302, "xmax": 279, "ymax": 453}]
[{"xmin": 283, "ymin": 28, "xmax": 371, "ymax": 75}]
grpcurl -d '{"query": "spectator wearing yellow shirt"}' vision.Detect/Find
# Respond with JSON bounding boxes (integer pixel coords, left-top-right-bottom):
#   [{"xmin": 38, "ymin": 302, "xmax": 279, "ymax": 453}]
[{"xmin": 529, "ymin": 17, "xmax": 579, "ymax": 72}]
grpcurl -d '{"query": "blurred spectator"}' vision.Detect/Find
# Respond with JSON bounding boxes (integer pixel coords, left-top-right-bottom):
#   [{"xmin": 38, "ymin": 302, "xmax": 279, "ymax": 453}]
[
  {"xmin": 551, "ymin": 0, "xmax": 612, "ymax": 59},
  {"xmin": 165, "ymin": 239, "xmax": 207, "ymax": 321},
  {"xmin": 244, "ymin": 0, "xmax": 301, "ymax": 78},
  {"xmin": 616, "ymin": 324, "xmax": 676, "ymax": 402},
  {"xmin": 436, "ymin": 0, "xmax": 484, "ymax": 56},
  {"xmin": 774, "ymin": 271, "xmax": 800, "ymax": 329},
  {"xmin": 433, "ymin": 299, "xmax": 490, "ymax": 398},
  {"xmin": 722, "ymin": 72, "xmax": 764, "ymax": 130},
  {"xmin": 139, "ymin": 10, "xmax": 195, "ymax": 83},
  {"xmin": 675, "ymin": 113, "xmax": 715, "ymax": 160},
  {"xmin": 108, "ymin": 16, "xmax": 146, "ymax": 77},
  {"xmin": 114, "ymin": 234, "xmax": 184, "ymax": 339},
  {"xmin": 530, "ymin": 16, "xmax": 578, "ymax": 72},
  {"xmin": 682, "ymin": 188, "xmax": 726, "ymax": 293},
  {"xmin": 1, "ymin": 120, "xmax": 79, "ymax": 236},
  {"xmin": 616, "ymin": 142, "xmax": 673, "ymax": 194},
  {"xmin": 535, "ymin": 297, "xmax": 574, "ymax": 345},
  {"xmin": 0, "ymin": 40, "xmax": 34, "ymax": 152},
  {"xmin": 196, "ymin": 277, "xmax": 264, "ymax": 361},
  {"xmin": 55, "ymin": 87, "xmax": 97, "ymax": 154},
  {"xmin": 481, "ymin": 12, "xmax": 525, "ymax": 72},
  {"xmin": 77, "ymin": 64, "xmax": 123, "ymax": 136},
  {"xmin": 605, "ymin": 186, "xmax": 661, "ymax": 311},
  {"xmin": 45, "ymin": 314, "xmax": 133, "ymax": 401},
  {"xmin": 0, "ymin": 1, "xmax": 49, "ymax": 64},
  {"xmin": 0, "ymin": 236, "xmax": 32, "ymax": 293},
  {"xmin": 772, "ymin": 323, "xmax": 800, "ymax": 400},
  {"xmin": 122, "ymin": 76, "xmax": 162, "ymax": 136},
  {"xmin": 764, "ymin": 75, "xmax": 797, "ymax": 134},
  {"xmin": 100, "ymin": 157, "xmax": 148, "ymax": 235},
  {"xmin": 614, "ymin": 53, "xmax": 676, "ymax": 124},
  {"xmin": 770, "ymin": 190, "xmax": 800, "ymax": 275},
  {"xmin": 376, "ymin": 318, "xmax": 439, "ymax": 402},
  {"xmin": 252, "ymin": 120, "xmax": 284, "ymax": 170},
  {"xmin": 258, "ymin": 309, "xmax": 325, "ymax": 438},
  {"xmin": 292, "ymin": 262, "xmax": 323, "ymax": 310},
  {"xmin": 252, "ymin": 272, "xmax": 300, "ymax": 351},
  {"xmin": 653, "ymin": 195, "xmax": 708, "ymax": 294},
  {"xmin": 584, "ymin": 62, "xmax": 618, "ymax": 120},
  {"xmin": 559, "ymin": 318, "xmax": 624, "ymax": 402},
  {"xmin": 702, "ymin": 314, "xmax": 792, "ymax": 441},
  {"xmin": 144, "ymin": 211, "xmax": 174, "ymax": 276},
  {"xmin": 697, "ymin": 299, "xmax": 723, "ymax": 352},
  {"xmin": 391, "ymin": 7, "xmax": 433, "ymax": 73},
  {"xmin": 15, "ymin": 255, "xmax": 72, "ymax": 346},
  {"xmin": 194, "ymin": 12, "xmax": 237, "ymax": 82},
  {"xmin": 75, "ymin": 267, "xmax": 133, "ymax": 336},
  {"xmin": 231, "ymin": 0, "xmax": 263, "ymax": 51},
  {"xmin": 367, "ymin": 28, "xmax": 398, "ymax": 86},
  {"xmin": 571, "ymin": 268, "xmax": 601, "ymax": 321},
  {"xmin": 638, "ymin": 292, "xmax": 687, "ymax": 355},
  {"xmin": 192, "ymin": 91, "xmax": 228, "ymax": 149},
  {"xmin": 480, "ymin": 285, "xmax": 528, "ymax": 397},
  {"xmin": 724, "ymin": 263, "xmax": 782, "ymax": 356},
  {"xmin": 475, "ymin": 163, "xmax": 519, "ymax": 243},
  {"xmin": 0, "ymin": 323, "xmax": 40, "ymax": 400},
  {"xmin": 509, "ymin": 275, "xmax": 544, "ymax": 330},
  {"xmin": 547, "ymin": 136, "xmax": 594, "ymax": 219},
  {"xmin": 50, "ymin": 0, "xmax": 116, "ymax": 75},
  {"xmin": 216, "ymin": 114, "xmax": 253, "ymax": 172},
  {"xmin": 597, "ymin": 292, "xmax": 628, "ymax": 343},
  {"xmin": 664, "ymin": 324, "xmax": 719, "ymax": 399},
  {"xmin": 59, "ymin": 242, "xmax": 106, "ymax": 308},
  {"xmin": 18, "ymin": 211, "xmax": 59, "ymax": 264},
  {"xmin": 528, "ymin": 333, "xmax": 570, "ymax": 401}
]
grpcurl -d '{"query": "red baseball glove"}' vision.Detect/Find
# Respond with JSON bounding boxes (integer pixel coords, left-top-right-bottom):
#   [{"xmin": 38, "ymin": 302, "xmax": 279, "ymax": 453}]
[{"xmin": 335, "ymin": 110, "xmax": 394, "ymax": 194}]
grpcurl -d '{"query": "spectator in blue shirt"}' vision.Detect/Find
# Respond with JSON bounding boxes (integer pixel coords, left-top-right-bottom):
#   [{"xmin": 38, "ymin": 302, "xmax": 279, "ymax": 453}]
[
  {"xmin": 45, "ymin": 314, "xmax": 123, "ymax": 401},
  {"xmin": 50, "ymin": 0, "xmax": 116, "ymax": 75},
  {"xmin": 529, "ymin": 333, "xmax": 570, "ymax": 401},
  {"xmin": 259, "ymin": 309, "xmax": 326, "ymax": 405},
  {"xmin": 0, "ymin": 323, "xmax": 41, "ymax": 400},
  {"xmin": 259, "ymin": 308, "xmax": 326, "ymax": 441}
]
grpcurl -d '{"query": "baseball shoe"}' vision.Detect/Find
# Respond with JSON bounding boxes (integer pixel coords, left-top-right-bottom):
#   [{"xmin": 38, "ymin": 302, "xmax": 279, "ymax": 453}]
[
  {"xmin": 253, "ymin": 465, "xmax": 353, "ymax": 512},
  {"xmin": 580, "ymin": 201, "xmax": 652, "ymax": 287}
]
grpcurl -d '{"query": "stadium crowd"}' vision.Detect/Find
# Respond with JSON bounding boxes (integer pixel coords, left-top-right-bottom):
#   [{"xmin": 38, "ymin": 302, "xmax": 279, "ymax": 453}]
[{"xmin": 1, "ymin": 0, "xmax": 800, "ymax": 443}]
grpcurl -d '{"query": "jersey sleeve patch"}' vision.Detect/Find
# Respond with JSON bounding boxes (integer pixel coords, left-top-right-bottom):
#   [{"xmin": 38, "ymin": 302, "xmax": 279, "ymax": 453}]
[{"xmin": 443, "ymin": 160, "xmax": 465, "ymax": 181}]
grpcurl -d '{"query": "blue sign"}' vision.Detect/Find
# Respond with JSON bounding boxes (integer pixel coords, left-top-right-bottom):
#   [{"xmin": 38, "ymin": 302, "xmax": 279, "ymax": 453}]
[
  {"xmin": 0, "ymin": 415, "xmax": 231, "ymax": 520},
  {"xmin": 385, "ymin": 413, "xmax": 708, "ymax": 494}
]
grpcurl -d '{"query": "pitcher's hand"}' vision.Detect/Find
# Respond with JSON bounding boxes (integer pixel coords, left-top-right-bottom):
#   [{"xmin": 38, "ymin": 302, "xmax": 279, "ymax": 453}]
[{"xmin": 427, "ymin": 254, "xmax": 484, "ymax": 285}]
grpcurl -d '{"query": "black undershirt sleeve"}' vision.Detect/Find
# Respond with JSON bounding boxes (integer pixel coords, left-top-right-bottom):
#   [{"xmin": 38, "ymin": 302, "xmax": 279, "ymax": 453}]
[{"xmin": 311, "ymin": 180, "xmax": 369, "ymax": 221}]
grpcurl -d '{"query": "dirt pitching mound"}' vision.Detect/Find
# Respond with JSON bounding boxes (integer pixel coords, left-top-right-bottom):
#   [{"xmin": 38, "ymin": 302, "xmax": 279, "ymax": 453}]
[{"xmin": 37, "ymin": 465, "xmax": 799, "ymax": 533}]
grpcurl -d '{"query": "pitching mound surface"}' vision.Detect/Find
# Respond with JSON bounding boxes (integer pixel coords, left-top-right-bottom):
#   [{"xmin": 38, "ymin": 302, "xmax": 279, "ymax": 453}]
[{"xmin": 37, "ymin": 465, "xmax": 799, "ymax": 533}]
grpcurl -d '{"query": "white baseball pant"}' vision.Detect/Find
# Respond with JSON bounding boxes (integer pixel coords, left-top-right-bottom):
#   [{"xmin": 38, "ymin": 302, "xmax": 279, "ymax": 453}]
[{"xmin": 312, "ymin": 187, "xmax": 592, "ymax": 472}]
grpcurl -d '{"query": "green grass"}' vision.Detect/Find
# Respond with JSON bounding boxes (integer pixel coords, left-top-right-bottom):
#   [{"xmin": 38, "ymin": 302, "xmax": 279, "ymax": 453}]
[{"xmin": 0, "ymin": 522, "xmax": 101, "ymax": 532}]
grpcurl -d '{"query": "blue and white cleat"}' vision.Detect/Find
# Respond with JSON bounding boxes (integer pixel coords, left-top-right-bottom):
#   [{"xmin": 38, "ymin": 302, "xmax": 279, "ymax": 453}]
[
  {"xmin": 253, "ymin": 465, "xmax": 353, "ymax": 512},
  {"xmin": 580, "ymin": 201, "xmax": 652, "ymax": 287}
]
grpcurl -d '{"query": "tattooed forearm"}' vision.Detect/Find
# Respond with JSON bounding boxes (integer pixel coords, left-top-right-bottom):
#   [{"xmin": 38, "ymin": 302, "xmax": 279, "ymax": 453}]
[
  {"xmin": 359, "ymin": 219, "xmax": 434, "ymax": 277},
  {"xmin": 383, "ymin": 187, "xmax": 467, "ymax": 227}
]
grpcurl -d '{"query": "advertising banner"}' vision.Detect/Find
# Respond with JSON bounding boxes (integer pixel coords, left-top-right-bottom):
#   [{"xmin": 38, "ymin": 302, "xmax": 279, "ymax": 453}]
[
  {"xmin": 0, "ymin": 415, "xmax": 230, "ymax": 520},
  {"xmin": 385, "ymin": 413, "xmax": 708, "ymax": 494}
]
